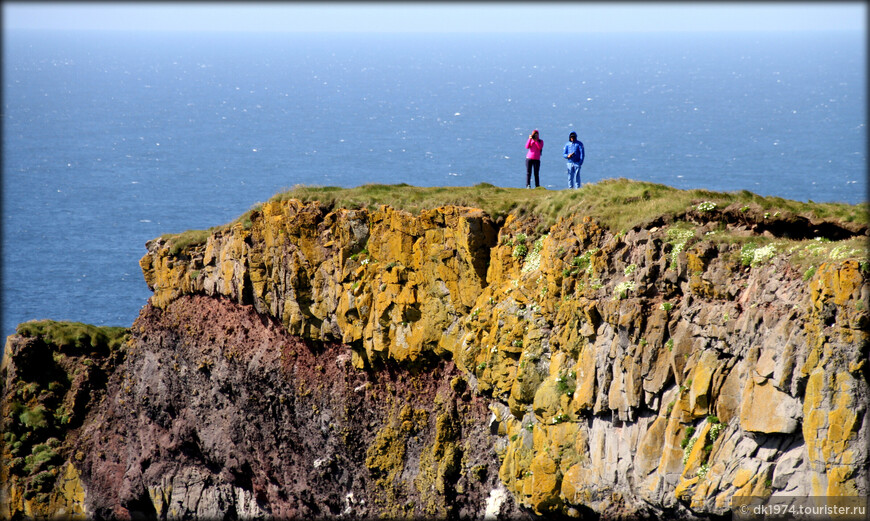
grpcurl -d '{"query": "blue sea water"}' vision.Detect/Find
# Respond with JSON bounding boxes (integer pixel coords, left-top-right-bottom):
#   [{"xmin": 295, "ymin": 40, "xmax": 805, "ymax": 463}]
[{"xmin": 2, "ymin": 30, "xmax": 866, "ymax": 340}]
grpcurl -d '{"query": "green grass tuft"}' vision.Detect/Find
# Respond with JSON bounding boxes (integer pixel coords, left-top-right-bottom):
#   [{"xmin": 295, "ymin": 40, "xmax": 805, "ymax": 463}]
[
  {"xmin": 19, "ymin": 406, "xmax": 49, "ymax": 430},
  {"xmin": 16, "ymin": 320, "xmax": 128, "ymax": 353}
]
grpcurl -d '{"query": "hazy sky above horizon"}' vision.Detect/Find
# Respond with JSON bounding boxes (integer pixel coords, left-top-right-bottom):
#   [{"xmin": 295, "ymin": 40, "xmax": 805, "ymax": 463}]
[{"xmin": 3, "ymin": 2, "xmax": 866, "ymax": 33}]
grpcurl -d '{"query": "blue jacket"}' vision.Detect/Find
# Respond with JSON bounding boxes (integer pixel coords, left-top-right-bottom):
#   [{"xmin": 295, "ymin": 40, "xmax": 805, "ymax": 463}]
[{"xmin": 564, "ymin": 140, "xmax": 584, "ymax": 165}]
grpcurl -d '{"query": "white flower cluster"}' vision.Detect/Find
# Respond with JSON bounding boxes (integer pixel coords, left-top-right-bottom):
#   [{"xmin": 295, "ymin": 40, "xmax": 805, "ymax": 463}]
[
  {"xmin": 741, "ymin": 242, "xmax": 777, "ymax": 267},
  {"xmin": 682, "ymin": 436, "xmax": 697, "ymax": 465},
  {"xmin": 829, "ymin": 244, "xmax": 861, "ymax": 261},
  {"xmin": 667, "ymin": 228, "xmax": 695, "ymax": 267},
  {"xmin": 521, "ymin": 234, "xmax": 548, "ymax": 274},
  {"xmin": 709, "ymin": 421, "xmax": 725, "ymax": 441},
  {"xmin": 695, "ymin": 201, "xmax": 717, "ymax": 212},
  {"xmin": 613, "ymin": 280, "xmax": 636, "ymax": 300},
  {"xmin": 521, "ymin": 248, "xmax": 542, "ymax": 274},
  {"xmin": 750, "ymin": 244, "xmax": 777, "ymax": 266}
]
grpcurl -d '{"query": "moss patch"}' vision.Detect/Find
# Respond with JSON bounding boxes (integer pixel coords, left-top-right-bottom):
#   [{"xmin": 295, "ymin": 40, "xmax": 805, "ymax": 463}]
[
  {"xmin": 16, "ymin": 320, "xmax": 128, "ymax": 355},
  {"xmin": 2, "ymin": 321, "xmax": 127, "ymax": 504}
]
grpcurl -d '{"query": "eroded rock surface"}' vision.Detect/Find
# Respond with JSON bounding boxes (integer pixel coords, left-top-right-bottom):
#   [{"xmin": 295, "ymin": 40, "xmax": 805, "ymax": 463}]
[{"xmin": 3, "ymin": 297, "xmax": 523, "ymax": 520}]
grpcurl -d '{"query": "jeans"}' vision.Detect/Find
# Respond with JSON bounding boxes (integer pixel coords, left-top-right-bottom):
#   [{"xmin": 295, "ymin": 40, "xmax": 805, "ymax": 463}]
[
  {"xmin": 525, "ymin": 159, "xmax": 540, "ymax": 187},
  {"xmin": 567, "ymin": 162, "xmax": 582, "ymax": 188}
]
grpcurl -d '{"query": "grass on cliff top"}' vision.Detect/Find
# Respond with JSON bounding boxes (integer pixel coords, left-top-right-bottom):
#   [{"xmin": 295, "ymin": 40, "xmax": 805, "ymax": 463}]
[
  {"xmin": 16, "ymin": 320, "xmax": 129, "ymax": 353},
  {"xmin": 269, "ymin": 178, "xmax": 868, "ymax": 232},
  {"xmin": 159, "ymin": 178, "xmax": 868, "ymax": 254}
]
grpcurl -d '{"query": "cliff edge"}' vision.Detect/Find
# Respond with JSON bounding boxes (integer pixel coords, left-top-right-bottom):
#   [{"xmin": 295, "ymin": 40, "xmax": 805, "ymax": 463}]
[{"xmin": 2, "ymin": 180, "xmax": 868, "ymax": 519}]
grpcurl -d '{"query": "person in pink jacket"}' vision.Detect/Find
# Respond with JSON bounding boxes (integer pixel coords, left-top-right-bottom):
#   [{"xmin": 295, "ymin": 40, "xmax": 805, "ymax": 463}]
[{"xmin": 525, "ymin": 129, "xmax": 543, "ymax": 188}]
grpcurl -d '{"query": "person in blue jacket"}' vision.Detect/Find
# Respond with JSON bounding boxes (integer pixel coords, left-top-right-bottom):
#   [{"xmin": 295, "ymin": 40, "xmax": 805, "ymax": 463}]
[{"xmin": 563, "ymin": 131, "xmax": 585, "ymax": 189}]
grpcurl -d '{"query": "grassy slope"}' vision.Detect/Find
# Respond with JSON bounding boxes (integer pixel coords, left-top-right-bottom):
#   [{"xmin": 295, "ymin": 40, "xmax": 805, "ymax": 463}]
[
  {"xmin": 268, "ymin": 178, "xmax": 868, "ymax": 231},
  {"xmin": 163, "ymin": 178, "xmax": 869, "ymax": 265}
]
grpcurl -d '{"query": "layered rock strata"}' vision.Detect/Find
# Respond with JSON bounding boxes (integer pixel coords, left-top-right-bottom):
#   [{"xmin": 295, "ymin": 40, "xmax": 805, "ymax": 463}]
[{"xmin": 2, "ymin": 197, "xmax": 868, "ymax": 519}]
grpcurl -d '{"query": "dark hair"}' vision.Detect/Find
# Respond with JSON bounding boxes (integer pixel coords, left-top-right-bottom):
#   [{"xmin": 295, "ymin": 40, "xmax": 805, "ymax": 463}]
[{"xmin": 569, "ymin": 132, "xmax": 577, "ymax": 138}]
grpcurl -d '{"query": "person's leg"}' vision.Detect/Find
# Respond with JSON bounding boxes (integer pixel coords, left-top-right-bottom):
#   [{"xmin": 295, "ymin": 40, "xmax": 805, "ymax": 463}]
[
  {"xmin": 533, "ymin": 160, "xmax": 540, "ymax": 187},
  {"xmin": 575, "ymin": 165, "xmax": 582, "ymax": 188},
  {"xmin": 525, "ymin": 159, "xmax": 533, "ymax": 188},
  {"xmin": 566, "ymin": 163, "xmax": 573, "ymax": 189}
]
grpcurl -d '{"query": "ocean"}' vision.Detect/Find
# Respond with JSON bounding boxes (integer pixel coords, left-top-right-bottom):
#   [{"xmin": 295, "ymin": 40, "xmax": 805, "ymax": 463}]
[{"xmin": 1, "ymin": 29, "xmax": 866, "ymax": 340}]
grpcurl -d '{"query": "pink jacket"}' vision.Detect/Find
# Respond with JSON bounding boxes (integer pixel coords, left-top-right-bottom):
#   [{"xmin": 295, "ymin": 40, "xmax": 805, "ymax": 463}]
[{"xmin": 526, "ymin": 137, "xmax": 543, "ymax": 160}]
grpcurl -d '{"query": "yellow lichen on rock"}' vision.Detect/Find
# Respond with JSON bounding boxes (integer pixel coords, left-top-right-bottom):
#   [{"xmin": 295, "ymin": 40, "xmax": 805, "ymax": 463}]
[
  {"xmin": 365, "ymin": 404, "xmax": 429, "ymax": 516},
  {"xmin": 688, "ymin": 350, "xmax": 717, "ymax": 417},
  {"xmin": 415, "ymin": 411, "xmax": 461, "ymax": 516},
  {"xmin": 1, "ymin": 463, "xmax": 88, "ymax": 521},
  {"xmin": 526, "ymin": 451, "xmax": 562, "ymax": 514},
  {"xmin": 141, "ymin": 200, "xmax": 499, "ymax": 367},
  {"xmin": 797, "ymin": 260, "xmax": 868, "ymax": 499},
  {"xmin": 50, "ymin": 463, "xmax": 87, "ymax": 519},
  {"xmin": 739, "ymin": 377, "xmax": 801, "ymax": 434}
]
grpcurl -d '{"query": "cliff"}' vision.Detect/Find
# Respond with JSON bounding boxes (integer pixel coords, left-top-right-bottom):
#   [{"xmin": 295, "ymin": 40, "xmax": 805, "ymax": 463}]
[{"xmin": 2, "ymin": 180, "xmax": 868, "ymax": 520}]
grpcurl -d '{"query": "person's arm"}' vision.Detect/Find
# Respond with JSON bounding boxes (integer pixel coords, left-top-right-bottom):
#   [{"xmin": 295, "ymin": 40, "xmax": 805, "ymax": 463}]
[
  {"xmin": 526, "ymin": 138, "xmax": 534, "ymax": 150},
  {"xmin": 564, "ymin": 143, "xmax": 570, "ymax": 159},
  {"xmin": 578, "ymin": 142, "xmax": 584, "ymax": 164}
]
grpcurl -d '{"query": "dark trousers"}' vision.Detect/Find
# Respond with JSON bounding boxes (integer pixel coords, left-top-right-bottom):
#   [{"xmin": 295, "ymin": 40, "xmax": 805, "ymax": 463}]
[{"xmin": 525, "ymin": 159, "xmax": 540, "ymax": 187}]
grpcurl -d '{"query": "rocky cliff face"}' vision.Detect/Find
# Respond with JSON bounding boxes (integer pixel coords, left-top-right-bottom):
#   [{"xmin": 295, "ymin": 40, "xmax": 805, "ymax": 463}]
[{"xmin": 2, "ymin": 194, "xmax": 868, "ymax": 520}]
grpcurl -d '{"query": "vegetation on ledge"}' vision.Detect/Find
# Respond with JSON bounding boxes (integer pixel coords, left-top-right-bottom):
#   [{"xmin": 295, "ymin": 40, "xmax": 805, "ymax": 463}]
[
  {"xmin": 15, "ymin": 320, "xmax": 129, "ymax": 354},
  {"xmin": 160, "ymin": 178, "xmax": 868, "ymax": 265},
  {"xmin": 270, "ymin": 178, "xmax": 868, "ymax": 231},
  {"xmin": 2, "ymin": 321, "xmax": 128, "ymax": 508}
]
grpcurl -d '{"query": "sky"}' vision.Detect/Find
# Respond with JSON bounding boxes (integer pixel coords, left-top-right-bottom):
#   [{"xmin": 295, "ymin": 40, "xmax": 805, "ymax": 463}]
[{"xmin": 2, "ymin": 2, "xmax": 866, "ymax": 33}]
